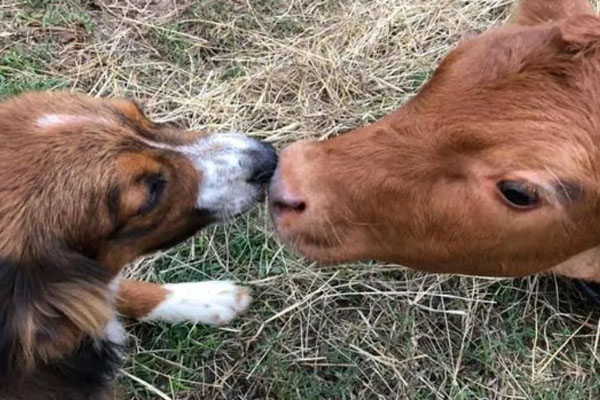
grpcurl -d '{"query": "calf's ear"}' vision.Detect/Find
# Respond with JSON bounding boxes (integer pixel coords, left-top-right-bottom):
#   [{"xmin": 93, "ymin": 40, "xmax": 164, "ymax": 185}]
[
  {"xmin": 557, "ymin": 14, "xmax": 600, "ymax": 50},
  {"xmin": 510, "ymin": 0, "xmax": 593, "ymax": 26}
]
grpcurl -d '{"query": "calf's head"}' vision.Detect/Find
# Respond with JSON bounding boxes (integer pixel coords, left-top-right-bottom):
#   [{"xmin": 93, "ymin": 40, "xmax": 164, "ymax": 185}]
[{"xmin": 270, "ymin": 0, "xmax": 600, "ymax": 277}]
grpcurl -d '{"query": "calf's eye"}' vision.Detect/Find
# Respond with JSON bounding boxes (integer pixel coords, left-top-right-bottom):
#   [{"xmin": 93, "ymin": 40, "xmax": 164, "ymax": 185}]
[{"xmin": 497, "ymin": 180, "xmax": 540, "ymax": 210}]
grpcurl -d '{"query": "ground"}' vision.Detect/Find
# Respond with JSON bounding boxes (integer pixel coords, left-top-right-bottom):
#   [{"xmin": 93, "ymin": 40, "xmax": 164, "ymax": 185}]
[{"xmin": 1, "ymin": 0, "xmax": 600, "ymax": 399}]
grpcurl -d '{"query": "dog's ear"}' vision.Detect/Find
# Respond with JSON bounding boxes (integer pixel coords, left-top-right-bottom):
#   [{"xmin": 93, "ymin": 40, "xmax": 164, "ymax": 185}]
[
  {"xmin": 510, "ymin": 0, "xmax": 593, "ymax": 26},
  {"xmin": 0, "ymin": 251, "xmax": 111, "ymax": 380},
  {"xmin": 0, "ymin": 258, "xmax": 45, "ymax": 380},
  {"xmin": 0, "ymin": 259, "xmax": 21, "ymax": 380}
]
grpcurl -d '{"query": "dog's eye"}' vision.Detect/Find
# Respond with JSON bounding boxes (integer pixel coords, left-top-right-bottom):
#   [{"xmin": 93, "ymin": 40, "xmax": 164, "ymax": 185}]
[
  {"xmin": 497, "ymin": 180, "xmax": 540, "ymax": 210},
  {"xmin": 141, "ymin": 175, "xmax": 166, "ymax": 213}
]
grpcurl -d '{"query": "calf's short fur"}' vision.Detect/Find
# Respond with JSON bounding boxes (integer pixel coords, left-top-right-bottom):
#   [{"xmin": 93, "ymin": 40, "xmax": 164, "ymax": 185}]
[{"xmin": 270, "ymin": 0, "xmax": 600, "ymax": 284}]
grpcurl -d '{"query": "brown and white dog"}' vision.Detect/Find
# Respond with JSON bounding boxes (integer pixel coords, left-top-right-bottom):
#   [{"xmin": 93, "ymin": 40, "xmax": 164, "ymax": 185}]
[
  {"xmin": 0, "ymin": 91, "xmax": 277, "ymax": 399},
  {"xmin": 270, "ymin": 0, "xmax": 600, "ymax": 285}
]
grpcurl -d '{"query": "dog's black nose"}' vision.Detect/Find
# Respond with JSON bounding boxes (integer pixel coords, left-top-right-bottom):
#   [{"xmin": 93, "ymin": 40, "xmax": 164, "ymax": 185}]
[{"xmin": 247, "ymin": 141, "xmax": 278, "ymax": 185}]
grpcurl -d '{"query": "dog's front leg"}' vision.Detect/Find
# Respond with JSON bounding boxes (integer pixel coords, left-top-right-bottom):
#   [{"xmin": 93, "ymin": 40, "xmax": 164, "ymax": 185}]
[{"xmin": 116, "ymin": 279, "xmax": 252, "ymax": 325}]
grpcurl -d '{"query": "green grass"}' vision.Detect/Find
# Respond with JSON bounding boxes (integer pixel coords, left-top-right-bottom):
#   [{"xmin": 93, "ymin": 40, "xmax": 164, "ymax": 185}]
[
  {"xmin": 149, "ymin": 23, "xmax": 200, "ymax": 67},
  {"xmin": 2, "ymin": 1, "xmax": 600, "ymax": 399},
  {"xmin": 0, "ymin": 45, "xmax": 67, "ymax": 97},
  {"xmin": 23, "ymin": 0, "xmax": 95, "ymax": 31}
]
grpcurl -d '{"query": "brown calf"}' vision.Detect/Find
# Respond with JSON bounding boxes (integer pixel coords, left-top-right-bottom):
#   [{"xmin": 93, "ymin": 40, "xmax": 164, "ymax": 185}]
[{"xmin": 270, "ymin": 0, "xmax": 600, "ymax": 284}]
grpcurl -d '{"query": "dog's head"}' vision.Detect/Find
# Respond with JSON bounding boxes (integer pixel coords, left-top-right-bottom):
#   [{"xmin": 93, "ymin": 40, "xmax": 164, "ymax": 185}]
[{"xmin": 0, "ymin": 91, "xmax": 276, "ymax": 376}]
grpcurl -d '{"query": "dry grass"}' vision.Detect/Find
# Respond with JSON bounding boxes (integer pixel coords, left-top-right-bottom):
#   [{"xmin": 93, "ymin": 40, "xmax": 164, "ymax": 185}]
[{"xmin": 2, "ymin": 0, "xmax": 600, "ymax": 399}]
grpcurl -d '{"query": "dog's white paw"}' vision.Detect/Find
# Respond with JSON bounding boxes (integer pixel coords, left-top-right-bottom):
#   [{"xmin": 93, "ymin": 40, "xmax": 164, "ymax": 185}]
[{"xmin": 142, "ymin": 281, "xmax": 252, "ymax": 325}]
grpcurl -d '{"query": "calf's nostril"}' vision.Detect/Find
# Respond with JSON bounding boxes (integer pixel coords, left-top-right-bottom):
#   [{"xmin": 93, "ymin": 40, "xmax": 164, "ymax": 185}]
[
  {"xmin": 274, "ymin": 199, "xmax": 306, "ymax": 213},
  {"xmin": 271, "ymin": 185, "xmax": 307, "ymax": 213}
]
